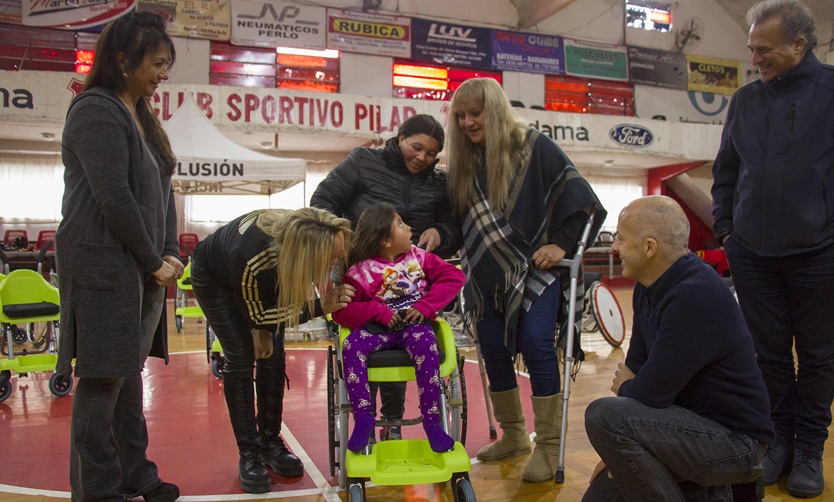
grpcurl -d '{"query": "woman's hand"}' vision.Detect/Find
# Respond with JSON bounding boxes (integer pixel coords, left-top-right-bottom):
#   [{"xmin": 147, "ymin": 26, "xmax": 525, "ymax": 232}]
[
  {"xmin": 152, "ymin": 261, "xmax": 178, "ymax": 287},
  {"xmin": 163, "ymin": 255, "xmax": 185, "ymax": 279},
  {"xmin": 322, "ymin": 284, "xmax": 357, "ymax": 315},
  {"xmin": 532, "ymin": 244, "xmax": 567, "ymax": 270},
  {"xmin": 252, "ymin": 329, "xmax": 274, "ymax": 360},
  {"xmin": 417, "ymin": 228, "xmax": 441, "ymax": 253}
]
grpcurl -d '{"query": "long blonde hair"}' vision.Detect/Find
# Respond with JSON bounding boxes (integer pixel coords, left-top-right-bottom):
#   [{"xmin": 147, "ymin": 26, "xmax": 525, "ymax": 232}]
[
  {"xmin": 447, "ymin": 78, "xmax": 530, "ymax": 214},
  {"xmin": 257, "ymin": 207, "xmax": 352, "ymax": 327}
]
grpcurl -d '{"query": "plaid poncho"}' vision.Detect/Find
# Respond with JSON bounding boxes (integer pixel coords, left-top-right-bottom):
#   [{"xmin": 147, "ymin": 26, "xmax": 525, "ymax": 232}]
[{"xmin": 461, "ymin": 129, "xmax": 606, "ymax": 359}]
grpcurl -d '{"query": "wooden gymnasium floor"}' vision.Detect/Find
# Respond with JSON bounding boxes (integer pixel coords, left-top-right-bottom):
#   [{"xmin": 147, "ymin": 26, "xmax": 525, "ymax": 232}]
[{"xmin": 0, "ymin": 286, "xmax": 832, "ymax": 501}]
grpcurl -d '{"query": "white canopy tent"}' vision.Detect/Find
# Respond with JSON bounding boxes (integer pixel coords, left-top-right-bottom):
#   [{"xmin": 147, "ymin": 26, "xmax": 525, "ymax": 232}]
[{"xmin": 164, "ymin": 97, "xmax": 307, "ymax": 196}]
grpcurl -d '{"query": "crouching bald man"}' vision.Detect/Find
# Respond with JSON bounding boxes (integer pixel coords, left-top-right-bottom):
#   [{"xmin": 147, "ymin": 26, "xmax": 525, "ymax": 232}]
[{"xmin": 582, "ymin": 196, "xmax": 774, "ymax": 501}]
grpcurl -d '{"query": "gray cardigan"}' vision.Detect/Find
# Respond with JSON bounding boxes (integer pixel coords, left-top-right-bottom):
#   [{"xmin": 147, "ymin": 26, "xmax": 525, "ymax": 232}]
[{"xmin": 56, "ymin": 88, "xmax": 179, "ymax": 378}]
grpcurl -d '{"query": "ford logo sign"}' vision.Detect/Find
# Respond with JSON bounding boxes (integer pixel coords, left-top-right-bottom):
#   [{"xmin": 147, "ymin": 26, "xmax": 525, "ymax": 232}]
[{"xmin": 609, "ymin": 124, "xmax": 654, "ymax": 148}]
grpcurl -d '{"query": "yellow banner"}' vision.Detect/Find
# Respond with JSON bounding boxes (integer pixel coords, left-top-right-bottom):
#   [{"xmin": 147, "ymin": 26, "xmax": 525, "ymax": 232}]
[
  {"xmin": 686, "ymin": 54, "xmax": 741, "ymax": 95},
  {"xmin": 139, "ymin": 0, "xmax": 230, "ymax": 41}
]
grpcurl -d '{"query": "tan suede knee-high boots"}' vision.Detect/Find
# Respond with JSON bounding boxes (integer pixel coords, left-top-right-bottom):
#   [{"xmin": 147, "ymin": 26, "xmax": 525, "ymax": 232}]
[
  {"xmin": 476, "ymin": 387, "xmax": 532, "ymax": 462},
  {"xmin": 522, "ymin": 393, "xmax": 564, "ymax": 483}
]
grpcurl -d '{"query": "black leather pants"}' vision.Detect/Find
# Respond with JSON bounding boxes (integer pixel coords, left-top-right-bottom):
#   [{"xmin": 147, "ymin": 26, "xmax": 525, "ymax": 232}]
[{"xmin": 191, "ymin": 255, "xmax": 286, "ymax": 458}]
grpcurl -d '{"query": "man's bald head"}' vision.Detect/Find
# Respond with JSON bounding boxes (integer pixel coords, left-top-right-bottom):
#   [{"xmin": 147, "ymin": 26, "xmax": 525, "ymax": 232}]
[{"xmin": 621, "ymin": 196, "xmax": 690, "ymax": 261}]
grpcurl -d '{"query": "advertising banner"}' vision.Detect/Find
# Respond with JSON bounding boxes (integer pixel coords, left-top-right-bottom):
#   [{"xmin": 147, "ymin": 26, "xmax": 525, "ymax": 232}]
[
  {"xmin": 22, "ymin": 0, "xmax": 135, "ymax": 29},
  {"xmin": 0, "ymin": 0, "xmax": 21, "ymax": 24},
  {"xmin": 231, "ymin": 0, "xmax": 325, "ymax": 50},
  {"xmin": 627, "ymin": 46, "xmax": 686, "ymax": 90},
  {"xmin": 0, "ymin": 70, "xmax": 724, "ymax": 163},
  {"xmin": 491, "ymin": 30, "xmax": 563, "ymax": 74},
  {"xmin": 138, "ymin": 0, "xmax": 230, "ymax": 41},
  {"xmin": 686, "ymin": 54, "xmax": 741, "ymax": 95},
  {"xmin": 563, "ymin": 37, "xmax": 628, "ymax": 81},
  {"xmin": 326, "ymin": 8, "xmax": 410, "ymax": 58},
  {"xmin": 411, "ymin": 17, "xmax": 490, "ymax": 68}
]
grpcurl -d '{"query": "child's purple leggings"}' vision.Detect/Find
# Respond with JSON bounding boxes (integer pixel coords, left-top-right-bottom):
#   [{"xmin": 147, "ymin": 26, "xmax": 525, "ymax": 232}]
[{"xmin": 342, "ymin": 323, "xmax": 443, "ymax": 426}]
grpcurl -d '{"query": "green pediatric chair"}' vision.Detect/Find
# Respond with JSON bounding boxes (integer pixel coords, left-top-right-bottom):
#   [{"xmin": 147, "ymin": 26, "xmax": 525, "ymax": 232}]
[
  {"xmin": 326, "ymin": 318, "xmax": 475, "ymax": 501},
  {"xmin": 173, "ymin": 261, "xmax": 224, "ymax": 378},
  {"xmin": 0, "ymin": 268, "xmax": 72, "ymax": 402}
]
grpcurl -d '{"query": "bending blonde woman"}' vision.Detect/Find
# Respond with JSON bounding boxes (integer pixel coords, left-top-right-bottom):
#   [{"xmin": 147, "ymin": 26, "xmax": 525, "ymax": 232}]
[
  {"xmin": 447, "ymin": 77, "xmax": 606, "ymax": 483},
  {"xmin": 191, "ymin": 207, "xmax": 355, "ymax": 493}
]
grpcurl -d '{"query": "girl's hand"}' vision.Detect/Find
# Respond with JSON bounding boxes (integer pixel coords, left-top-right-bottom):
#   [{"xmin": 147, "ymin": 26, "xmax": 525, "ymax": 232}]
[
  {"xmin": 532, "ymin": 244, "xmax": 567, "ymax": 270},
  {"xmin": 252, "ymin": 329, "xmax": 274, "ymax": 360},
  {"xmin": 323, "ymin": 284, "xmax": 356, "ymax": 315},
  {"xmin": 401, "ymin": 307, "xmax": 425, "ymax": 325},
  {"xmin": 387, "ymin": 311, "xmax": 401, "ymax": 328}
]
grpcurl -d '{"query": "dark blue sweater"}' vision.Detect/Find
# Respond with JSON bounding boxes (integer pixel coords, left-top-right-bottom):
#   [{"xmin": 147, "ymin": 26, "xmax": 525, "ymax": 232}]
[{"xmin": 618, "ymin": 253, "xmax": 775, "ymax": 446}]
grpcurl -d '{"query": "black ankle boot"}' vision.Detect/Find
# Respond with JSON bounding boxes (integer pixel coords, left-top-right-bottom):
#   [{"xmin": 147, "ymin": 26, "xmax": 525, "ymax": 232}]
[
  {"xmin": 762, "ymin": 441, "xmax": 793, "ymax": 485},
  {"xmin": 142, "ymin": 481, "xmax": 180, "ymax": 502},
  {"xmin": 239, "ymin": 455, "xmax": 271, "ymax": 494},
  {"xmin": 787, "ymin": 449, "xmax": 824, "ymax": 498},
  {"xmin": 262, "ymin": 437, "xmax": 303, "ymax": 477}
]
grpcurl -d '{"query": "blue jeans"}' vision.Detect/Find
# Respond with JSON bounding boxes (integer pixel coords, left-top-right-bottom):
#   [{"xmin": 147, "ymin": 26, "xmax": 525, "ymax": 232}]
[
  {"xmin": 583, "ymin": 397, "xmax": 765, "ymax": 502},
  {"xmin": 476, "ymin": 281, "xmax": 561, "ymax": 396},
  {"xmin": 724, "ymin": 236, "xmax": 834, "ymax": 454}
]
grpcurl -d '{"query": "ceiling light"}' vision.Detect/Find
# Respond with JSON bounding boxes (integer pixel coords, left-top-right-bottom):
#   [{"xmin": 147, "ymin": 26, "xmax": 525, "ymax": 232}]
[{"xmin": 41, "ymin": 132, "xmax": 55, "ymax": 141}]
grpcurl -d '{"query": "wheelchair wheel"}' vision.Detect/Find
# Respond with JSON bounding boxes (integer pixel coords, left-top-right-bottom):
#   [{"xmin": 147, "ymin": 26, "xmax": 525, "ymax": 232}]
[
  {"xmin": 11, "ymin": 325, "xmax": 27, "ymax": 345},
  {"xmin": 175, "ymin": 315, "xmax": 183, "ymax": 333},
  {"xmin": 49, "ymin": 372, "xmax": 73, "ymax": 397},
  {"xmin": 50, "ymin": 321, "xmax": 60, "ymax": 354},
  {"xmin": 347, "ymin": 480, "xmax": 365, "ymax": 501},
  {"xmin": 581, "ymin": 284, "xmax": 600, "ymax": 333},
  {"xmin": 337, "ymin": 375, "xmax": 350, "ymax": 489},
  {"xmin": 210, "ymin": 357, "xmax": 224, "ymax": 379},
  {"xmin": 0, "ymin": 371, "xmax": 11, "ymax": 403},
  {"xmin": 452, "ymin": 473, "xmax": 476, "ymax": 502},
  {"xmin": 590, "ymin": 282, "xmax": 626, "ymax": 347},
  {"xmin": 447, "ymin": 353, "xmax": 467, "ymax": 444},
  {"xmin": 327, "ymin": 346, "xmax": 338, "ymax": 477}
]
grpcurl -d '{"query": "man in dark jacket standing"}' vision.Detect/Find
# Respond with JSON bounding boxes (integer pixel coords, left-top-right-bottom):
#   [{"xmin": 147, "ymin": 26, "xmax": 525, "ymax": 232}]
[
  {"xmin": 311, "ymin": 114, "xmax": 460, "ymax": 441},
  {"xmin": 711, "ymin": 0, "xmax": 834, "ymax": 497}
]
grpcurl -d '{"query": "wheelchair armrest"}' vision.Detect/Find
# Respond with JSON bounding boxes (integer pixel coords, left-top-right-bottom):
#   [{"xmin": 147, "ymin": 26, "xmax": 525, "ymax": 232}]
[{"xmin": 3, "ymin": 301, "xmax": 60, "ymax": 318}]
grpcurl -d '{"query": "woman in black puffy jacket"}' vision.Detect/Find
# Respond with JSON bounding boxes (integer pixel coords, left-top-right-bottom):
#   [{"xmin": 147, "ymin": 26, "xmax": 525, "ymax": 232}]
[{"xmin": 311, "ymin": 114, "xmax": 460, "ymax": 259}]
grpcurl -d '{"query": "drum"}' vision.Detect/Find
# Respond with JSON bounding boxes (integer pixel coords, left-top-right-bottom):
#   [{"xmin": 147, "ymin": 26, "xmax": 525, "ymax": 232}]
[{"xmin": 588, "ymin": 281, "xmax": 626, "ymax": 347}]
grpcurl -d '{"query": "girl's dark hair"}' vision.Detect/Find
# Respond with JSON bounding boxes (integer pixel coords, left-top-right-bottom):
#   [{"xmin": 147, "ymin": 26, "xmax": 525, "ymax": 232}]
[
  {"xmin": 399, "ymin": 114, "xmax": 445, "ymax": 151},
  {"xmin": 347, "ymin": 202, "xmax": 398, "ymax": 267},
  {"xmin": 85, "ymin": 12, "xmax": 177, "ymax": 172}
]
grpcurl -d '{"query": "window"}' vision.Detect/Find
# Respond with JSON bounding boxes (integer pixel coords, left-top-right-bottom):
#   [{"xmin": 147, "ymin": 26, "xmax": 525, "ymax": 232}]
[
  {"xmin": 0, "ymin": 25, "xmax": 77, "ymax": 72},
  {"xmin": 392, "ymin": 60, "xmax": 502, "ymax": 101},
  {"xmin": 626, "ymin": 0, "xmax": 672, "ymax": 33},
  {"xmin": 276, "ymin": 48, "xmax": 339, "ymax": 93},
  {"xmin": 210, "ymin": 43, "xmax": 340, "ymax": 92},
  {"xmin": 545, "ymin": 75, "xmax": 635, "ymax": 116}
]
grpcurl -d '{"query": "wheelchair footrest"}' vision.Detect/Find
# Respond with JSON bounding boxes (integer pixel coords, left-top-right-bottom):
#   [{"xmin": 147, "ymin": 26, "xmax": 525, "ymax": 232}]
[
  {"xmin": 175, "ymin": 306, "xmax": 204, "ymax": 318},
  {"xmin": 346, "ymin": 440, "xmax": 470, "ymax": 486},
  {"xmin": 0, "ymin": 353, "xmax": 58, "ymax": 374}
]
